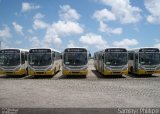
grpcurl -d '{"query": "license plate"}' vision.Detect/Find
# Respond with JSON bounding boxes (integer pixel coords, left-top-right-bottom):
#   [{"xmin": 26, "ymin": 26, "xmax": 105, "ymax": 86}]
[
  {"xmin": 36, "ymin": 72, "xmax": 44, "ymax": 74},
  {"xmin": 72, "ymin": 72, "xmax": 80, "ymax": 73}
]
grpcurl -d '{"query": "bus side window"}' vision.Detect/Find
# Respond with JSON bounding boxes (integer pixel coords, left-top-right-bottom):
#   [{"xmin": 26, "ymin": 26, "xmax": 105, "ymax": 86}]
[
  {"xmin": 60, "ymin": 54, "xmax": 62, "ymax": 59},
  {"xmin": 94, "ymin": 54, "xmax": 96, "ymax": 60},
  {"xmin": 102, "ymin": 54, "xmax": 104, "ymax": 60},
  {"xmin": 52, "ymin": 53, "xmax": 55, "ymax": 61},
  {"xmin": 128, "ymin": 53, "xmax": 133, "ymax": 60},
  {"xmin": 89, "ymin": 53, "xmax": 91, "ymax": 58},
  {"xmin": 25, "ymin": 52, "xmax": 28, "ymax": 61},
  {"xmin": 21, "ymin": 53, "xmax": 25, "ymax": 64},
  {"xmin": 135, "ymin": 53, "xmax": 138, "ymax": 59}
]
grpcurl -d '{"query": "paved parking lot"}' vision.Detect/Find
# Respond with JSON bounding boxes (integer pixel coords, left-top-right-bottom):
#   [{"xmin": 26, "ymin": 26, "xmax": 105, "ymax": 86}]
[{"xmin": 0, "ymin": 60, "xmax": 160, "ymax": 108}]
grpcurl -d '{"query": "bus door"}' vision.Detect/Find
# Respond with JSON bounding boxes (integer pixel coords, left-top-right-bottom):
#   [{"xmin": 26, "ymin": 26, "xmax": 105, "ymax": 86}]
[
  {"xmin": 101, "ymin": 54, "xmax": 104, "ymax": 73},
  {"xmin": 134, "ymin": 53, "xmax": 138, "ymax": 73},
  {"xmin": 21, "ymin": 52, "xmax": 25, "ymax": 68},
  {"xmin": 100, "ymin": 54, "xmax": 104, "ymax": 73},
  {"xmin": 98, "ymin": 54, "xmax": 100, "ymax": 71}
]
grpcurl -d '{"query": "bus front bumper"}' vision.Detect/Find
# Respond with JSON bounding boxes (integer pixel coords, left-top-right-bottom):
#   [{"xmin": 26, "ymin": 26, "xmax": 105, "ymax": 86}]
[
  {"xmin": 136, "ymin": 70, "xmax": 160, "ymax": 75},
  {"xmin": 0, "ymin": 69, "xmax": 26, "ymax": 75},
  {"xmin": 103, "ymin": 70, "xmax": 128, "ymax": 75},
  {"xmin": 62, "ymin": 69, "xmax": 88, "ymax": 76},
  {"xmin": 28, "ymin": 70, "xmax": 54, "ymax": 76}
]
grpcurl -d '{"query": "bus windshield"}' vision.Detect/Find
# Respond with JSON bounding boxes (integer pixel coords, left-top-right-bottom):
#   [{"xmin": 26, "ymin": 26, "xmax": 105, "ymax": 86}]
[
  {"xmin": 64, "ymin": 52, "xmax": 87, "ymax": 66},
  {"xmin": 105, "ymin": 52, "xmax": 127, "ymax": 66},
  {"xmin": 139, "ymin": 53, "xmax": 160, "ymax": 65},
  {"xmin": 29, "ymin": 53, "xmax": 52, "ymax": 66},
  {"xmin": 0, "ymin": 53, "xmax": 20, "ymax": 66}
]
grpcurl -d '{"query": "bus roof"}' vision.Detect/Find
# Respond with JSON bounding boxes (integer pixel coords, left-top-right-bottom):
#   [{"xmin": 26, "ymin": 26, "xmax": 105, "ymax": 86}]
[
  {"xmin": 64, "ymin": 47, "xmax": 88, "ymax": 51},
  {"xmin": 94, "ymin": 47, "xmax": 127, "ymax": 53},
  {"xmin": 128, "ymin": 47, "xmax": 160, "ymax": 52},
  {"xmin": 29, "ymin": 48, "xmax": 61, "ymax": 53},
  {"xmin": 0, "ymin": 48, "xmax": 28, "ymax": 52},
  {"xmin": 64, "ymin": 47, "xmax": 87, "ymax": 49}
]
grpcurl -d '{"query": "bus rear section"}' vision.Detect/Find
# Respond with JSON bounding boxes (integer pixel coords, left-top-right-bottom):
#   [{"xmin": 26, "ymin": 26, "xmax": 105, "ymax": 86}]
[
  {"xmin": 94, "ymin": 48, "xmax": 128, "ymax": 76},
  {"xmin": 128, "ymin": 48, "xmax": 160, "ymax": 75},
  {"xmin": 0, "ymin": 49, "xmax": 28, "ymax": 76},
  {"xmin": 62, "ymin": 48, "xmax": 88, "ymax": 76},
  {"xmin": 28, "ymin": 48, "xmax": 61, "ymax": 76}
]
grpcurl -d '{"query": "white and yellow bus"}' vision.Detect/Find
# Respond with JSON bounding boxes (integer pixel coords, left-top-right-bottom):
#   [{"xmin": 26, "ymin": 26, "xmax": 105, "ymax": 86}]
[
  {"xmin": 128, "ymin": 47, "xmax": 160, "ymax": 75},
  {"xmin": 94, "ymin": 48, "xmax": 128, "ymax": 76},
  {"xmin": 28, "ymin": 48, "xmax": 61, "ymax": 76},
  {"xmin": 62, "ymin": 47, "xmax": 88, "ymax": 76},
  {"xmin": 0, "ymin": 48, "xmax": 28, "ymax": 76}
]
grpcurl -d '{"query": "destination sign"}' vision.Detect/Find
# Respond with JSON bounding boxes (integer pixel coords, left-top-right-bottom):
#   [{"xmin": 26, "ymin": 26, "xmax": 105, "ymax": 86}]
[
  {"xmin": 0, "ymin": 49, "xmax": 20, "ymax": 53},
  {"xmin": 105, "ymin": 48, "xmax": 127, "ymax": 52},
  {"xmin": 29, "ymin": 49, "xmax": 51, "ymax": 53},
  {"xmin": 65, "ymin": 48, "xmax": 87, "ymax": 52},
  {"xmin": 139, "ymin": 48, "xmax": 159, "ymax": 52}
]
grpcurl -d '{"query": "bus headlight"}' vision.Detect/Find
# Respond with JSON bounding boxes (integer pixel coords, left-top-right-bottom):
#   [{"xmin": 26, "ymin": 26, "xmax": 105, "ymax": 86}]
[
  {"xmin": 46, "ymin": 65, "xmax": 53, "ymax": 71},
  {"xmin": 81, "ymin": 66, "xmax": 88, "ymax": 70},
  {"xmin": 14, "ymin": 66, "xmax": 21, "ymax": 71},
  {"xmin": 156, "ymin": 65, "xmax": 160, "ymax": 70},
  {"xmin": 138, "ymin": 65, "xmax": 144, "ymax": 70},
  {"xmin": 0, "ymin": 67, "xmax": 4, "ymax": 71},
  {"xmin": 28, "ymin": 66, "xmax": 34, "ymax": 71},
  {"xmin": 105, "ymin": 66, "xmax": 112, "ymax": 71},
  {"xmin": 122, "ymin": 65, "xmax": 128, "ymax": 71},
  {"xmin": 63, "ymin": 66, "xmax": 70, "ymax": 70}
]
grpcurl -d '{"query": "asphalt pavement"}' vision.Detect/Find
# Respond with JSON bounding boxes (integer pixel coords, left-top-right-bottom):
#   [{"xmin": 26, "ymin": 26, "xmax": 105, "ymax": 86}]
[{"xmin": 0, "ymin": 60, "xmax": 160, "ymax": 108}]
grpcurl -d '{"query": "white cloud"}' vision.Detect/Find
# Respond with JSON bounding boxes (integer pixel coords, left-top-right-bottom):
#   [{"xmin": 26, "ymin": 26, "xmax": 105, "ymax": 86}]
[
  {"xmin": 33, "ymin": 19, "xmax": 48, "ymax": 30},
  {"xmin": 154, "ymin": 43, "xmax": 160, "ymax": 49},
  {"xmin": 59, "ymin": 5, "xmax": 80, "ymax": 21},
  {"xmin": 1, "ymin": 42, "xmax": 9, "ymax": 49},
  {"xmin": 99, "ymin": 21, "xmax": 122, "ymax": 34},
  {"xmin": 145, "ymin": 0, "xmax": 160, "ymax": 24},
  {"xmin": 32, "ymin": 13, "xmax": 48, "ymax": 30},
  {"xmin": 33, "ymin": 13, "xmax": 44, "ymax": 20},
  {"xmin": 42, "ymin": 5, "xmax": 83, "ymax": 47},
  {"xmin": 52, "ymin": 21, "xmax": 83, "ymax": 35},
  {"xmin": 99, "ymin": 0, "xmax": 142, "ymax": 24},
  {"xmin": 109, "ymin": 28, "xmax": 122, "ymax": 35},
  {"xmin": 67, "ymin": 40, "xmax": 76, "ymax": 48},
  {"xmin": 15, "ymin": 41, "xmax": 22, "ymax": 45},
  {"xmin": 93, "ymin": 8, "xmax": 116, "ymax": 21},
  {"xmin": 12, "ymin": 22, "xmax": 23, "ymax": 35},
  {"xmin": 0, "ymin": 26, "xmax": 12, "ymax": 40},
  {"xmin": 79, "ymin": 33, "xmax": 108, "ymax": 49},
  {"xmin": 113, "ymin": 38, "xmax": 138, "ymax": 48},
  {"xmin": 28, "ymin": 36, "xmax": 41, "ymax": 48},
  {"xmin": 93, "ymin": 8, "xmax": 123, "ymax": 35},
  {"xmin": 22, "ymin": 2, "xmax": 40, "ymax": 12},
  {"xmin": 27, "ymin": 29, "xmax": 34, "ymax": 34},
  {"xmin": 44, "ymin": 27, "xmax": 62, "ymax": 46}
]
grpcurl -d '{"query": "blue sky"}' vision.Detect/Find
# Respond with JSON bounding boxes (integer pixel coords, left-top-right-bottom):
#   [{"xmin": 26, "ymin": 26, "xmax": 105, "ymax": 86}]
[{"xmin": 0, "ymin": 0, "xmax": 160, "ymax": 54}]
